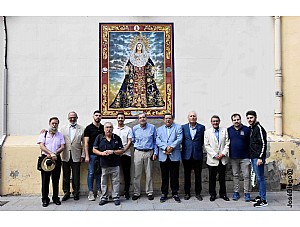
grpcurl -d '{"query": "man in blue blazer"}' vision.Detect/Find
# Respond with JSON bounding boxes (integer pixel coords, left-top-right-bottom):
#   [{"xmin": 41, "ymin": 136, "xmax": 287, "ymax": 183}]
[
  {"xmin": 181, "ymin": 111, "xmax": 205, "ymax": 201},
  {"xmin": 154, "ymin": 113, "xmax": 183, "ymax": 203}
]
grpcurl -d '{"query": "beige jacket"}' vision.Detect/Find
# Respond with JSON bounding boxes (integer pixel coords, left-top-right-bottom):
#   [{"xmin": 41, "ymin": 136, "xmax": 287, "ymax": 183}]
[
  {"xmin": 60, "ymin": 124, "xmax": 85, "ymax": 162},
  {"xmin": 204, "ymin": 127, "xmax": 230, "ymax": 166}
]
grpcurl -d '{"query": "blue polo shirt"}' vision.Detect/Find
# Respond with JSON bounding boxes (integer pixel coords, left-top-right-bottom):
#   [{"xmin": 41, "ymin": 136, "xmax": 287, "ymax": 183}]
[{"xmin": 227, "ymin": 125, "xmax": 250, "ymax": 159}]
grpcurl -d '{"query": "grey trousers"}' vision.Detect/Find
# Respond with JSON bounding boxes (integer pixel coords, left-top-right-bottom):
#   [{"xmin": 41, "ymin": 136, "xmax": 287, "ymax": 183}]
[
  {"xmin": 133, "ymin": 149, "xmax": 154, "ymax": 196},
  {"xmin": 100, "ymin": 166, "xmax": 120, "ymax": 200},
  {"xmin": 231, "ymin": 158, "xmax": 251, "ymax": 193}
]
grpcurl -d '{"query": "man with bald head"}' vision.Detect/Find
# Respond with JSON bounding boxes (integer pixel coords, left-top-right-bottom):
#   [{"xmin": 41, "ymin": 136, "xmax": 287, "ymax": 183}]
[
  {"xmin": 60, "ymin": 111, "xmax": 85, "ymax": 201},
  {"xmin": 181, "ymin": 111, "xmax": 205, "ymax": 201}
]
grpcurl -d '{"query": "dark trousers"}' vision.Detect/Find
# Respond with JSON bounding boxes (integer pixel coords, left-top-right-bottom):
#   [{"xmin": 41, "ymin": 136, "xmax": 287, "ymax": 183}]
[
  {"xmin": 41, "ymin": 155, "xmax": 61, "ymax": 202},
  {"xmin": 208, "ymin": 161, "xmax": 227, "ymax": 197},
  {"xmin": 160, "ymin": 156, "xmax": 180, "ymax": 196},
  {"xmin": 182, "ymin": 158, "xmax": 203, "ymax": 195},
  {"xmin": 121, "ymin": 155, "xmax": 131, "ymax": 193},
  {"xmin": 62, "ymin": 153, "xmax": 81, "ymax": 196}
]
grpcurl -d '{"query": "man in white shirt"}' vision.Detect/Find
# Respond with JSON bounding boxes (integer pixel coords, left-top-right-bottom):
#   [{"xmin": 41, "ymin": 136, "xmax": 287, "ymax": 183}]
[{"xmin": 113, "ymin": 112, "xmax": 133, "ymax": 199}]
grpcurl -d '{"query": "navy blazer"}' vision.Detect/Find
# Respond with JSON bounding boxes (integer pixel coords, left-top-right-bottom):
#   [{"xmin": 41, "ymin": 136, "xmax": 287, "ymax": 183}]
[{"xmin": 181, "ymin": 123, "xmax": 205, "ymax": 160}]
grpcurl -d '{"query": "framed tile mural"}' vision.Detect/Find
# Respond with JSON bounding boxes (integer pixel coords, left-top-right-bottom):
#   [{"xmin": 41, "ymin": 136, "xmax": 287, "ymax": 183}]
[{"xmin": 99, "ymin": 23, "xmax": 174, "ymax": 118}]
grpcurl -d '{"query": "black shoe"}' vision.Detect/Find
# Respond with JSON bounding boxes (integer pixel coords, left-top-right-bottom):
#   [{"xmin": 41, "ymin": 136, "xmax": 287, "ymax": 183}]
[
  {"xmin": 62, "ymin": 194, "xmax": 70, "ymax": 201},
  {"xmin": 160, "ymin": 194, "xmax": 167, "ymax": 203},
  {"xmin": 53, "ymin": 199, "xmax": 61, "ymax": 205},
  {"xmin": 114, "ymin": 199, "xmax": 121, "ymax": 206},
  {"xmin": 210, "ymin": 195, "xmax": 216, "ymax": 201},
  {"xmin": 124, "ymin": 191, "xmax": 130, "ymax": 200},
  {"xmin": 42, "ymin": 201, "xmax": 49, "ymax": 207},
  {"xmin": 196, "ymin": 194, "xmax": 203, "ymax": 201},
  {"xmin": 132, "ymin": 195, "xmax": 140, "ymax": 200},
  {"xmin": 250, "ymin": 196, "xmax": 261, "ymax": 204},
  {"xmin": 74, "ymin": 195, "xmax": 79, "ymax": 200},
  {"xmin": 173, "ymin": 195, "xmax": 181, "ymax": 203},
  {"xmin": 254, "ymin": 199, "xmax": 268, "ymax": 208},
  {"xmin": 184, "ymin": 194, "xmax": 191, "ymax": 200},
  {"xmin": 220, "ymin": 195, "xmax": 230, "ymax": 201},
  {"xmin": 148, "ymin": 194, "xmax": 154, "ymax": 200},
  {"xmin": 99, "ymin": 200, "xmax": 108, "ymax": 206}
]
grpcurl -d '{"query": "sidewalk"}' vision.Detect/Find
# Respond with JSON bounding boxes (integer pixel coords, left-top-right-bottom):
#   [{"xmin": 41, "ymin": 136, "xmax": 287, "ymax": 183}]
[{"xmin": 0, "ymin": 191, "xmax": 299, "ymax": 211}]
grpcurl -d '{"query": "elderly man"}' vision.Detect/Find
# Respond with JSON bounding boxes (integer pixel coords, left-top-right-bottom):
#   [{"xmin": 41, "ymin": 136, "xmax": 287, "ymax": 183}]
[
  {"xmin": 154, "ymin": 113, "xmax": 183, "ymax": 203},
  {"xmin": 60, "ymin": 111, "xmax": 85, "ymax": 201},
  {"xmin": 37, "ymin": 117, "xmax": 65, "ymax": 207},
  {"xmin": 204, "ymin": 115, "xmax": 230, "ymax": 202},
  {"xmin": 93, "ymin": 122, "xmax": 124, "ymax": 206},
  {"xmin": 131, "ymin": 113, "xmax": 157, "ymax": 201},
  {"xmin": 181, "ymin": 111, "xmax": 205, "ymax": 201}
]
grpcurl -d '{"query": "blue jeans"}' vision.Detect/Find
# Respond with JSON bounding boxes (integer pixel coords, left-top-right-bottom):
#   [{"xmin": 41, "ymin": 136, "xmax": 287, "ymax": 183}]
[
  {"xmin": 251, "ymin": 158, "xmax": 267, "ymax": 200},
  {"xmin": 87, "ymin": 154, "xmax": 101, "ymax": 192}
]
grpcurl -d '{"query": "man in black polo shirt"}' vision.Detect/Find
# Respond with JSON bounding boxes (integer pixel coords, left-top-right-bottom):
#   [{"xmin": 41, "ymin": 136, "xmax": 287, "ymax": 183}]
[
  {"xmin": 84, "ymin": 110, "xmax": 104, "ymax": 201},
  {"xmin": 93, "ymin": 122, "xmax": 124, "ymax": 206}
]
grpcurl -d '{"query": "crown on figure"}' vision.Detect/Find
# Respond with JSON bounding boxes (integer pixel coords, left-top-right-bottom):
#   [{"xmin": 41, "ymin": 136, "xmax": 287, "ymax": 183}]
[{"xmin": 129, "ymin": 33, "xmax": 151, "ymax": 52}]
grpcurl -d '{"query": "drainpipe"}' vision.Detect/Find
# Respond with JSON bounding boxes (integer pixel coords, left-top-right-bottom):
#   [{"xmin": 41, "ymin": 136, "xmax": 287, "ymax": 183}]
[
  {"xmin": 274, "ymin": 16, "xmax": 283, "ymax": 136},
  {"xmin": 1, "ymin": 16, "xmax": 8, "ymax": 146},
  {"xmin": 0, "ymin": 16, "xmax": 8, "ymax": 196}
]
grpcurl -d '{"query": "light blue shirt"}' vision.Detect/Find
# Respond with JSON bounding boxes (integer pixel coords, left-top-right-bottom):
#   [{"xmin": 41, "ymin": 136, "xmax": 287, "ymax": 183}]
[
  {"xmin": 132, "ymin": 123, "xmax": 158, "ymax": 154},
  {"xmin": 214, "ymin": 128, "xmax": 219, "ymax": 142},
  {"xmin": 189, "ymin": 123, "xmax": 197, "ymax": 140}
]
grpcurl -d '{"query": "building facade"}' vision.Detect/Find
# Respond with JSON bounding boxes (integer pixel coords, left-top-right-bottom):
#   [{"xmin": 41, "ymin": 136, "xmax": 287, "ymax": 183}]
[{"xmin": 0, "ymin": 16, "xmax": 299, "ymax": 195}]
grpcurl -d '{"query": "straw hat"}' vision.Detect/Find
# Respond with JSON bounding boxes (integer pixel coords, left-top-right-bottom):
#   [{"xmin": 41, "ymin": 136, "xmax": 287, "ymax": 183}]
[{"xmin": 41, "ymin": 156, "xmax": 56, "ymax": 172}]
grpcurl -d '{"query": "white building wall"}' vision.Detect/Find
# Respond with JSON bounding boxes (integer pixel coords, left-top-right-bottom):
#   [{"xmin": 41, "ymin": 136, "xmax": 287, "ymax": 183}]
[
  {"xmin": 3, "ymin": 16, "xmax": 274, "ymax": 135},
  {"xmin": 0, "ymin": 18, "xmax": 4, "ymax": 137}
]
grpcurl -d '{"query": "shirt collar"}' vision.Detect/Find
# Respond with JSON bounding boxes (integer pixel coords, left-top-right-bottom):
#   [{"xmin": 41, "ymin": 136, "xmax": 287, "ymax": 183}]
[
  {"xmin": 70, "ymin": 124, "xmax": 77, "ymax": 128},
  {"xmin": 189, "ymin": 123, "xmax": 197, "ymax": 129},
  {"xmin": 117, "ymin": 125, "xmax": 125, "ymax": 130},
  {"xmin": 232, "ymin": 124, "xmax": 243, "ymax": 130},
  {"xmin": 165, "ymin": 123, "xmax": 173, "ymax": 128}
]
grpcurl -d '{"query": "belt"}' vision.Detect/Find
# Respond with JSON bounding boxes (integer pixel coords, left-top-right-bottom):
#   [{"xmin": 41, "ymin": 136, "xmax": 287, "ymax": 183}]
[{"xmin": 135, "ymin": 148, "xmax": 153, "ymax": 152}]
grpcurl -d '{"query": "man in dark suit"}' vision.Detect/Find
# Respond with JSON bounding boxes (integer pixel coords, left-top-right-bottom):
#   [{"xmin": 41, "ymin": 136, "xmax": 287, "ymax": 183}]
[{"xmin": 181, "ymin": 111, "xmax": 205, "ymax": 201}]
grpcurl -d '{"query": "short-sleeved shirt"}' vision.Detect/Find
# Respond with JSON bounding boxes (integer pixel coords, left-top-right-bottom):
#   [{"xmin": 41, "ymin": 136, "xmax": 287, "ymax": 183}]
[
  {"xmin": 84, "ymin": 123, "xmax": 104, "ymax": 156},
  {"xmin": 113, "ymin": 125, "xmax": 133, "ymax": 156},
  {"xmin": 93, "ymin": 133, "xmax": 123, "ymax": 168},
  {"xmin": 37, "ymin": 131, "xmax": 65, "ymax": 155}
]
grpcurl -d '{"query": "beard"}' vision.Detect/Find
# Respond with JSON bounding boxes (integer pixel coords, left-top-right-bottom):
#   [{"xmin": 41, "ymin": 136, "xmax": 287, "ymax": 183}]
[{"xmin": 49, "ymin": 127, "xmax": 58, "ymax": 133}]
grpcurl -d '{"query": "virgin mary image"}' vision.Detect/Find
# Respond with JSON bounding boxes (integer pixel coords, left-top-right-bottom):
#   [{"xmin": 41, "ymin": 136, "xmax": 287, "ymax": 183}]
[{"xmin": 109, "ymin": 33, "xmax": 165, "ymax": 109}]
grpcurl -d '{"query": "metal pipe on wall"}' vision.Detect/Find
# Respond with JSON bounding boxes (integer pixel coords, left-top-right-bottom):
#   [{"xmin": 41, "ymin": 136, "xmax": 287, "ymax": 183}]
[
  {"xmin": 1, "ymin": 16, "xmax": 8, "ymax": 146},
  {"xmin": 274, "ymin": 16, "xmax": 283, "ymax": 136}
]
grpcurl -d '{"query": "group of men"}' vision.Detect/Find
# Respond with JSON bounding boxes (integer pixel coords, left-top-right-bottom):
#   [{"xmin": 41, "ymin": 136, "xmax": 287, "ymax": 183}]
[{"xmin": 37, "ymin": 109, "xmax": 268, "ymax": 208}]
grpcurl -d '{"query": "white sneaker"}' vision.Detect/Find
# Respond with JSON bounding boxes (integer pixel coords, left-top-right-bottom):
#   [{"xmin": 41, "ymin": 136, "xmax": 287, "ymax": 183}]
[
  {"xmin": 88, "ymin": 191, "xmax": 95, "ymax": 201},
  {"xmin": 97, "ymin": 190, "xmax": 102, "ymax": 198}
]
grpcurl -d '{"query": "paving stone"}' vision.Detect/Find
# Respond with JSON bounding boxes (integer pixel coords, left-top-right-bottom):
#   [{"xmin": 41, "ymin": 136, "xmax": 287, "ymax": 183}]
[{"xmin": 0, "ymin": 191, "xmax": 299, "ymax": 211}]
